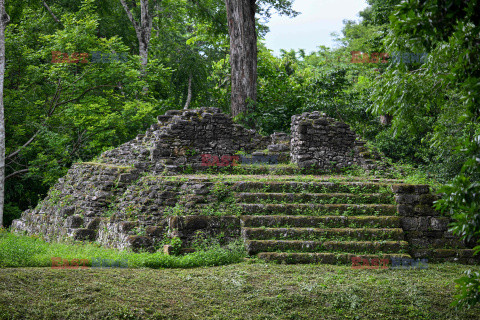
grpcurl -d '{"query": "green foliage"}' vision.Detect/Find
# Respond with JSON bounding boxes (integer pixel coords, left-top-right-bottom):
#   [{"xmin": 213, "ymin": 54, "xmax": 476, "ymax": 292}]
[
  {"xmin": 230, "ymin": 44, "xmax": 378, "ymax": 135},
  {"xmin": 190, "ymin": 230, "xmax": 227, "ymax": 251},
  {"xmin": 367, "ymin": 0, "xmax": 480, "ymax": 180},
  {"xmin": 452, "ymin": 270, "xmax": 480, "ymax": 309},
  {"xmin": 257, "ymin": 0, "xmax": 298, "ymax": 18},
  {"xmin": 164, "ymin": 236, "xmax": 183, "ymax": 256},
  {"xmin": 436, "ymin": 184, "xmax": 479, "ymax": 242},
  {"xmin": 374, "ymin": 0, "xmax": 480, "ymax": 309},
  {"xmin": 435, "ymin": 139, "xmax": 480, "ymax": 259},
  {"xmin": 3, "ymin": 204, "xmax": 22, "ymax": 228},
  {"xmin": 0, "ymin": 230, "xmax": 43, "ymax": 268},
  {"xmin": 142, "ymin": 240, "xmax": 246, "ymax": 269},
  {"xmin": 0, "ymin": 231, "xmax": 246, "ymax": 269},
  {"xmin": 164, "ymin": 203, "xmax": 187, "ymax": 216},
  {"xmin": 212, "ymin": 182, "xmax": 232, "ymax": 202},
  {"xmin": 4, "ymin": 0, "xmax": 225, "ymax": 225}
]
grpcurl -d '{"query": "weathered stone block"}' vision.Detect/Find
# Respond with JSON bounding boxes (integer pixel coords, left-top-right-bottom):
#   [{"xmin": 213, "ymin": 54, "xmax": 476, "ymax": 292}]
[
  {"xmin": 414, "ymin": 185, "xmax": 430, "ymax": 194},
  {"xmin": 74, "ymin": 229, "xmax": 96, "ymax": 241},
  {"xmin": 413, "ymin": 204, "xmax": 437, "ymax": 216},
  {"xmin": 268, "ymin": 144, "xmax": 288, "ymax": 152},
  {"xmin": 395, "ymin": 194, "xmax": 419, "ymax": 205},
  {"xmin": 418, "ymin": 194, "xmax": 438, "ymax": 205},
  {"xmin": 432, "ymin": 249, "xmax": 456, "ymax": 258},
  {"xmin": 401, "ymin": 217, "xmax": 429, "ymax": 231},
  {"xmin": 87, "ymin": 217, "xmax": 102, "ymax": 230},
  {"xmin": 119, "ymin": 221, "xmax": 138, "ymax": 233},
  {"xmin": 410, "ymin": 249, "xmax": 431, "ymax": 259},
  {"xmin": 391, "ymin": 184, "xmax": 416, "ymax": 194},
  {"xmin": 118, "ymin": 173, "xmax": 137, "ymax": 183},
  {"xmin": 65, "ymin": 215, "xmax": 84, "ymax": 228},
  {"xmin": 146, "ymin": 225, "xmax": 166, "ymax": 238},
  {"xmin": 429, "ymin": 217, "xmax": 449, "ymax": 231},
  {"xmin": 127, "ymin": 236, "xmax": 154, "ymax": 252},
  {"xmin": 60, "ymin": 206, "xmax": 76, "ymax": 217}
]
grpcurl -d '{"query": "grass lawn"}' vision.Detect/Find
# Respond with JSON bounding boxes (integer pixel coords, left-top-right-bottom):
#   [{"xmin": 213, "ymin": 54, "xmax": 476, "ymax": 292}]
[{"xmin": 0, "ymin": 262, "xmax": 479, "ymax": 320}]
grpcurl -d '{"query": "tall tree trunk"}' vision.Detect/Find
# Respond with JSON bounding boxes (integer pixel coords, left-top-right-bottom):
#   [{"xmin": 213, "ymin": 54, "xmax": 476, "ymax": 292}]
[
  {"xmin": 0, "ymin": 0, "xmax": 9, "ymax": 227},
  {"xmin": 224, "ymin": 0, "xmax": 257, "ymax": 118}
]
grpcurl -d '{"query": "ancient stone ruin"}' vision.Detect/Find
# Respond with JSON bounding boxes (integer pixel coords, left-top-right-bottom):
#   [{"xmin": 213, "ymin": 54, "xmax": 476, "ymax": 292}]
[
  {"xmin": 291, "ymin": 111, "xmax": 382, "ymax": 171},
  {"xmin": 11, "ymin": 108, "xmax": 479, "ymax": 264}
]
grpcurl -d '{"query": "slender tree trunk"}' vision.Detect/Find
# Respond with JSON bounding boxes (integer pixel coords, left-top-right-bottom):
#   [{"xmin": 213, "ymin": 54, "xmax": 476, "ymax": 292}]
[
  {"xmin": 138, "ymin": 40, "xmax": 149, "ymax": 70},
  {"xmin": 0, "ymin": 0, "xmax": 9, "ymax": 227},
  {"xmin": 120, "ymin": 0, "xmax": 153, "ymax": 93},
  {"xmin": 138, "ymin": 0, "xmax": 152, "ymax": 70},
  {"xmin": 224, "ymin": 0, "xmax": 257, "ymax": 118},
  {"xmin": 184, "ymin": 73, "xmax": 193, "ymax": 109}
]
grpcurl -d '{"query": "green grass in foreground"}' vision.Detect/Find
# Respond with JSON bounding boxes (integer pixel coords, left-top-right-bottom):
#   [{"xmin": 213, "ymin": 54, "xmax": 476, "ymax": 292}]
[
  {"xmin": 1, "ymin": 230, "xmax": 480, "ymax": 319},
  {"xmin": 0, "ymin": 231, "xmax": 246, "ymax": 269},
  {"xmin": 0, "ymin": 263, "xmax": 479, "ymax": 319}
]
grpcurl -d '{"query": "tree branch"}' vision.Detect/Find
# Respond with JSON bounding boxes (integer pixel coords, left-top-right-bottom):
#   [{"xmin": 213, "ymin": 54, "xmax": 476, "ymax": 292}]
[
  {"xmin": 47, "ymin": 78, "xmax": 62, "ymax": 117},
  {"xmin": 6, "ymin": 82, "xmax": 117, "ymax": 160},
  {"xmin": 56, "ymin": 84, "xmax": 118, "ymax": 107},
  {"xmin": 7, "ymin": 79, "xmax": 63, "ymax": 160},
  {"xmin": 5, "ymin": 169, "xmax": 29, "ymax": 180},
  {"xmin": 119, "ymin": 0, "xmax": 140, "ymax": 32},
  {"xmin": 6, "ymin": 132, "xmax": 38, "ymax": 160},
  {"xmin": 42, "ymin": 1, "xmax": 62, "ymax": 26}
]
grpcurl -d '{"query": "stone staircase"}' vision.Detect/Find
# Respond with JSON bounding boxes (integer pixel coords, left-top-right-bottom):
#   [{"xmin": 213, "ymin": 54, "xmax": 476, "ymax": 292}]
[{"xmin": 232, "ymin": 180, "xmax": 412, "ymax": 264}]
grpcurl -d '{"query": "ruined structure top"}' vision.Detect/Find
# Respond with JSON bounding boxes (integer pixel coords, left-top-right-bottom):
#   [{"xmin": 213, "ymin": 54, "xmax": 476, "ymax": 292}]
[
  {"xmin": 95, "ymin": 107, "xmax": 382, "ymax": 174},
  {"xmin": 98, "ymin": 108, "xmax": 271, "ymax": 173}
]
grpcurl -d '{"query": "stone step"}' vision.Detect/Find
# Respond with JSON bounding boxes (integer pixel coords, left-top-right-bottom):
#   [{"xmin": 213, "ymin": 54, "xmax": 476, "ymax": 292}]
[
  {"xmin": 267, "ymin": 144, "xmax": 290, "ymax": 152},
  {"xmin": 241, "ymin": 215, "xmax": 401, "ymax": 229},
  {"xmin": 256, "ymin": 252, "xmax": 412, "ymax": 265},
  {"xmin": 239, "ymin": 203, "xmax": 397, "ymax": 216},
  {"xmin": 237, "ymin": 165, "xmax": 298, "ymax": 174},
  {"xmin": 238, "ymin": 152, "xmax": 290, "ymax": 164},
  {"xmin": 235, "ymin": 192, "xmax": 394, "ymax": 204},
  {"xmin": 233, "ymin": 181, "xmax": 393, "ymax": 194},
  {"xmin": 196, "ymin": 165, "xmax": 299, "ymax": 175},
  {"xmin": 242, "ymin": 227, "xmax": 404, "ymax": 241},
  {"xmin": 245, "ymin": 240, "xmax": 409, "ymax": 255},
  {"xmin": 412, "ymin": 248, "xmax": 479, "ymax": 260}
]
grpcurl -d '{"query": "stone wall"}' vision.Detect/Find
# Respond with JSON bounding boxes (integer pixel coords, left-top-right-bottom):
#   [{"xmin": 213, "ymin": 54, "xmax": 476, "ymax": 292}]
[
  {"xmin": 99, "ymin": 108, "xmax": 271, "ymax": 173},
  {"xmin": 169, "ymin": 216, "xmax": 241, "ymax": 248},
  {"xmin": 392, "ymin": 184, "xmax": 478, "ymax": 264},
  {"xmin": 12, "ymin": 169, "xmax": 241, "ymax": 251},
  {"xmin": 290, "ymin": 111, "xmax": 384, "ymax": 171},
  {"xmin": 12, "ymin": 163, "xmax": 141, "ymax": 243},
  {"xmin": 91, "ymin": 177, "xmax": 243, "ymax": 252}
]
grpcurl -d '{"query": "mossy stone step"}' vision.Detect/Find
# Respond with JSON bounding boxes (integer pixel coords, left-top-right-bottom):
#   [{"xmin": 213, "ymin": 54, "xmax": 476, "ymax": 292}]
[
  {"xmin": 235, "ymin": 192, "xmax": 394, "ymax": 204},
  {"xmin": 230, "ymin": 165, "xmax": 299, "ymax": 175},
  {"xmin": 233, "ymin": 181, "xmax": 393, "ymax": 193},
  {"xmin": 239, "ymin": 203, "xmax": 397, "ymax": 216},
  {"xmin": 256, "ymin": 252, "xmax": 411, "ymax": 265},
  {"xmin": 238, "ymin": 152, "xmax": 290, "ymax": 164},
  {"xmin": 412, "ymin": 248, "xmax": 480, "ymax": 263},
  {"xmin": 245, "ymin": 240, "xmax": 409, "ymax": 255},
  {"xmin": 241, "ymin": 215, "xmax": 401, "ymax": 229},
  {"xmin": 242, "ymin": 227, "xmax": 404, "ymax": 241}
]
